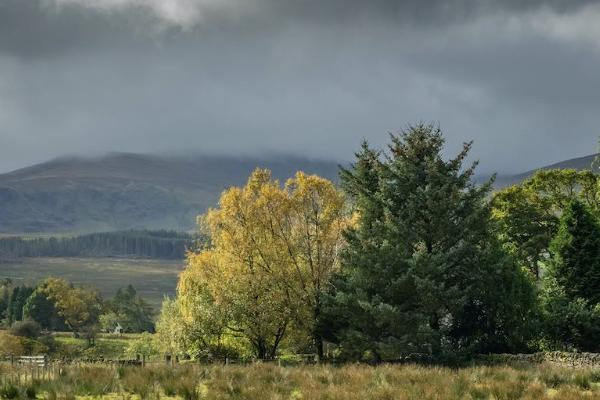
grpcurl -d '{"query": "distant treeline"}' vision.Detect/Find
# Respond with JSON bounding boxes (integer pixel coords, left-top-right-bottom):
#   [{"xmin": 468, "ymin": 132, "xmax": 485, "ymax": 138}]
[{"xmin": 0, "ymin": 230, "xmax": 200, "ymax": 260}]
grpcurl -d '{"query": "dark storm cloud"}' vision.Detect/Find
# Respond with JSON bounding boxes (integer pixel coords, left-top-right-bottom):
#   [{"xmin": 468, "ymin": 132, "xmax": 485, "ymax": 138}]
[
  {"xmin": 0, "ymin": 0, "xmax": 598, "ymax": 174},
  {"xmin": 1, "ymin": 0, "xmax": 597, "ymax": 59}
]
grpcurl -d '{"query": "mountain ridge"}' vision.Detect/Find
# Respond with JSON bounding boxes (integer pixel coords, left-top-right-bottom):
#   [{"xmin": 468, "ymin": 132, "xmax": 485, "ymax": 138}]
[
  {"xmin": 0, "ymin": 153, "xmax": 341, "ymax": 234},
  {"xmin": 0, "ymin": 152, "xmax": 596, "ymax": 234},
  {"xmin": 488, "ymin": 153, "xmax": 598, "ymax": 188}
]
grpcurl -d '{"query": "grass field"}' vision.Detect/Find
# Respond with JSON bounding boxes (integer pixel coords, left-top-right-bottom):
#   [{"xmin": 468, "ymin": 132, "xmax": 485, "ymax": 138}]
[
  {"xmin": 0, "ymin": 362, "xmax": 599, "ymax": 399},
  {"xmin": 0, "ymin": 257, "xmax": 184, "ymax": 308},
  {"xmin": 50, "ymin": 332, "xmax": 150, "ymax": 359},
  {"xmin": 53, "ymin": 335, "xmax": 133, "ymax": 359}
]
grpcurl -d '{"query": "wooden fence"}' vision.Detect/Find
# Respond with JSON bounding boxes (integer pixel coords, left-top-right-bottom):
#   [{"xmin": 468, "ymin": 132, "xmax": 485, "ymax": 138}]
[{"xmin": 0, "ymin": 355, "xmax": 59, "ymax": 386}]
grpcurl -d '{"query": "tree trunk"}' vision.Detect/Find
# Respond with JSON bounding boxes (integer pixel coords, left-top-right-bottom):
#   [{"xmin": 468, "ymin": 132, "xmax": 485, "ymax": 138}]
[
  {"xmin": 256, "ymin": 339, "xmax": 267, "ymax": 360},
  {"xmin": 429, "ymin": 313, "xmax": 441, "ymax": 356},
  {"xmin": 313, "ymin": 302, "xmax": 324, "ymax": 362}
]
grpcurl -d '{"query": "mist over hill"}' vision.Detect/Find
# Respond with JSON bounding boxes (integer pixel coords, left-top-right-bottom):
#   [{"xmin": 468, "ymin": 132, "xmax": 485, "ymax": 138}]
[
  {"xmin": 0, "ymin": 152, "xmax": 596, "ymax": 234},
  {"xmin": 0, "ymin": 153, "xmax": 340, "ymax": 234}
]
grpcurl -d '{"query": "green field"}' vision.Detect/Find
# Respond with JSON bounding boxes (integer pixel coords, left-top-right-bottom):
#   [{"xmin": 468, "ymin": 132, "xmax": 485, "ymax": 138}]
[
  {"xmin": 0, "ymin": 257, "xmax": 184, "ymax": 308},
  {"xmin": 53, "ymin": 335, "xmax": 133, "ymax": 359}
]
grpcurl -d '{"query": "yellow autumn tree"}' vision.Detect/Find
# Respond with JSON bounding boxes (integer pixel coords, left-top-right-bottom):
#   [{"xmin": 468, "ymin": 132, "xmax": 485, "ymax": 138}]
[
  {"xmin": 154, "ymin": 296, "xmax": 186, "ymax": 357},
  {"xmin": 175, "ymin": 169, "xmax": 346, "ymax": 359},
  {"xmin": 40, "ymin": 277, "xmax": 102, "ymax": 343},
  {"xmin": 283, "ymin": 172, "xmax": 346, "ymax": 359}
]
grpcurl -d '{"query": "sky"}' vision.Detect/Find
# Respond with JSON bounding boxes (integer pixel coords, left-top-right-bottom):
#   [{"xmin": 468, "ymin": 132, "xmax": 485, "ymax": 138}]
[{"xmin": 0, "ymin": 0, "xmax": 598, "ymax": 175}]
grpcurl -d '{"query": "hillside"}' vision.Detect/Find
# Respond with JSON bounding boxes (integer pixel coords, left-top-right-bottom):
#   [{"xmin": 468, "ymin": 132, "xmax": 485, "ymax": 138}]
[
  {"xmin": 0, "ymin": 153, "xmax": 340, "ymax": 234},
  {"xmin": 483, "ymin": 153, "xmax": 598, "ymax": 188},
  {"xmin": 1, "ymin": 152, "xmax": 596, "ymax": 234}
]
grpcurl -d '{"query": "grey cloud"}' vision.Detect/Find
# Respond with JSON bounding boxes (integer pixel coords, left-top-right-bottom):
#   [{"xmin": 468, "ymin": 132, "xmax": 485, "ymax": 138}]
[
  {"xmin": 2, "ymin": 0, "xmax": 597, "ymax": 59},
  {"xmin": 0, "ymin": 0, "xmax": 598, "ymax": 174}
]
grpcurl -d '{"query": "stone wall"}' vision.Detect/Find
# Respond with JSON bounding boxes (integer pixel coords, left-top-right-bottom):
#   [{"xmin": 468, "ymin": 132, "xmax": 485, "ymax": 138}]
[{"xmin": 482, "ymin": 352, "xmax": 600, "ymax": 368}]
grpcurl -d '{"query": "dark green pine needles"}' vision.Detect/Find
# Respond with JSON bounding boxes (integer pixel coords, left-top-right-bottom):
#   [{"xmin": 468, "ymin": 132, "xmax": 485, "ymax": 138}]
[{"xmin": 324, "ymin": 124, "xmax": 536, "ymax": 361}]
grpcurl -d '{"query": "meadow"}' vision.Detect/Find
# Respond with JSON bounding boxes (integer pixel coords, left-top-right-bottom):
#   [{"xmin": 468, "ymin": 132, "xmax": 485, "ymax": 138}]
[
  {"xmin": 0, "ymin": 362, "xmax": 599, "ymax": 399},
  {"xmin": 0, "ymin": 258, "xmax": 183, "ymax": 308},
  {"xmin": 52, "ymin": 333, "xmax": 139, "ymax": 360}
]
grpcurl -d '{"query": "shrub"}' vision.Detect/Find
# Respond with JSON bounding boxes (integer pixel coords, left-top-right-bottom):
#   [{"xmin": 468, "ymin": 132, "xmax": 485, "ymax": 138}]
[
  {"xmin": 0, "ymin": 332, "xmax": 25, "ymax": 356},
  {"xmin": 125, "ymin": 332, "xmax": 159, "ymax": 359},
  {"xmin": 0, "ymin": 385, "xmax": 19, "ymax": 400},
  {"xmin": 24, "ymin": 385, "xmax": 36, "ymax": 400},
  {"xmin": 10, "ymin": 319, "xmax": 41, "ymax": 339}
]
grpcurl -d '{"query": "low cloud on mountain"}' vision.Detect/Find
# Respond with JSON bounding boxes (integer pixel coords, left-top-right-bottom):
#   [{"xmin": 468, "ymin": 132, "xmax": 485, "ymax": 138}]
[{"xmin": 0, "ymin": 0, "xmax": 598, "ymax": 174}]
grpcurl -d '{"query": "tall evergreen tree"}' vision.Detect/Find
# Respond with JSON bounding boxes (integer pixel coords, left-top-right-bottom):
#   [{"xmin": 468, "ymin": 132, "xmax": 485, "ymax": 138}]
[
  {"xmin": 0, "ymin": 279, "xmax": 12, "ymax": 322},
  {"xmin": 103, "ymin": 285, "xmax": 155, "ymax": 332},
  {"xmin": 542, "ymin": 200, "xmax": 600, "ymax": 351},
  {"xmin": 328, "ymin": 124, "xmax": 536, "ymax": 361},
  {"xmin": 7, "ymin": 286, "xmax": 35, "ymax": 324},
  {"xmin": 547, "ymin": 201, "xmax": 600, "ymax": 304}
]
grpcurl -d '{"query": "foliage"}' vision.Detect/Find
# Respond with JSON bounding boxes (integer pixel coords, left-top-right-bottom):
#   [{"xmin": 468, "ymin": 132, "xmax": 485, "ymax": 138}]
[
  {"xmin": 282, "ymin": 171, "xmax": 347, "ymax": 357},
  {"xmin": 125, "ymin": 332, "xmax": 159, "ymax": 358},
  {"xmin": 0, "ymin": 330, "xmax": 48, "ymax": 356},
  {"xmin": 100, "ymin": 285, "xmax": 154, "ymax": 333},
  {"xmin": 0, "ymin": 278, "xmax": 11, "ymax": 322},
  {"xmin": 5, "ymin": 285, "xmax": 35, "ymax": 325},
  {"xmin": 22, "ymin": 289, "xmax": 66, "ymax": 331},
  {"xmin": 327, "ymin": 125, "xmax": 537, "ymax": 361},
  {"xmin": 0, "ymin": 384, "xmax": 19, "ymax": 400},
  {"xmin": 491, "ymin": 185, "xmax": 557, "ymax": 279},
  {"xmin": 541, "ymin": 283, "xmax": 600, "ymax": 352},
  {"xmin": 547, "ymin": 201, "xmax": 600, "ymax": 303},
  {"xmin": 9, "ymin": 319, "xmax": 41, "ymax": 339},
  {"xmin": 0, "ymin": 332, "xmax": 25, "ymax": 356},
  {"xmin": 99, "ymin": 312, "xmax": 120, "ymax": 333},
  {"xmin": 176, "ymin": 169, "xmax": 346, "ymax": 359},
  {"xmin": 525, "ymin": 169, "xmax": 599, "ymax": 212},
  {"xmin": 180, "ymin": 242, "xmax": 288, "ymax": 360},
  {"xmin": 541, "ymin": 201, "xmax": 600, "ymax": 351},
  {"xmin": 450, "ymin": 242, "xmax": 541, "ymax": 354},
  {"xmin": 492, "ymin": 169, "xmax": 599, "ymax": 279},
  {"xmin": 39, "ymin": 277, "xmax": 102, "ymax": 339},
  {"xmin": 155, "ymin": 296, "xmax": 186, "ymax": 356}
]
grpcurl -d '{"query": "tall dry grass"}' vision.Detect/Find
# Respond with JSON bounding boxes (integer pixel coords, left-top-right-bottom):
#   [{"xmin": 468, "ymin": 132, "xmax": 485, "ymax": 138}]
[{"xmin": 0, "ymin": 362, "xmax": 598, "ymax": 399}]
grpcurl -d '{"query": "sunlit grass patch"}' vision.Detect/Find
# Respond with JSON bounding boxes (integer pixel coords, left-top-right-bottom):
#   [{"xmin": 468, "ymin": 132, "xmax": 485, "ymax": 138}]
[{"xmin": 1, "ymin": 362, "xmax": 598, "ymax": 399}]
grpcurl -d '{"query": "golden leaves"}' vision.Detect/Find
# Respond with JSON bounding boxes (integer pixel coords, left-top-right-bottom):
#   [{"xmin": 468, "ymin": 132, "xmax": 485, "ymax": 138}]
[{"xmin": 177, "ymin": 168, "xmax": 348, "ymax": 349}]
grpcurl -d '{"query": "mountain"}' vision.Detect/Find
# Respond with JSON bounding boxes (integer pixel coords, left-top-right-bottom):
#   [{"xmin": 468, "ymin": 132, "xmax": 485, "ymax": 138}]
[
  {"xmin": 0, "ymin": 153, "xmax": 341, "ymax": 234},
  {"xmin": 481, "ymin": 153, "xmax": 598, "ymax": 188},
  {"xmin": 1, "ymin": 152, "xmax": 596, "ymax": 234}
]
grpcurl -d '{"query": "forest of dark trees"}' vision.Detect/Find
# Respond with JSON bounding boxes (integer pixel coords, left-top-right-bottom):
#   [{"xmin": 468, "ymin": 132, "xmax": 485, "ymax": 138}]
[{"xmin": 0, "ymin": 230, "xmax": 199, "ymax": 260}]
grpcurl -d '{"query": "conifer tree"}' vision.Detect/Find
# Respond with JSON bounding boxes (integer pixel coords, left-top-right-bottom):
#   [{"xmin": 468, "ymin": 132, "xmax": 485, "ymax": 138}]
[
  {"xmin": 547, "ymin": 201, "xmax": 600, "ymax": 304},
  {"xmin": 7, "ymin": 286, "xmax": 34, "ymax": 324},
  {"xmin": 542, "ymin": 200, "xmax": 600, "ymax": 351},
  {"xmin": 329, "ymin": 124, "xmax": 536, "ymax": 360}
]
